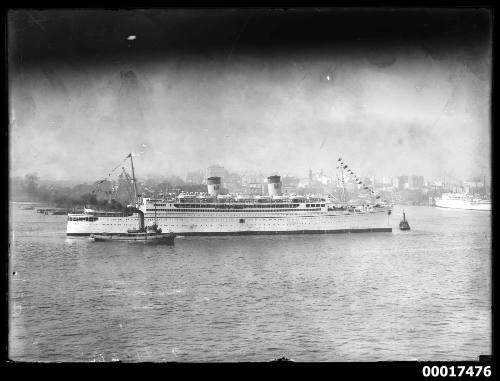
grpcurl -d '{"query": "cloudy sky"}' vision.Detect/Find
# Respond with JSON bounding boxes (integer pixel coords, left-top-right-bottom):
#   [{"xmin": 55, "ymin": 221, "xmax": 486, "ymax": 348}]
[{"xmin": 8, "ymin": 8, "xmax": 491, "ymax": 183}]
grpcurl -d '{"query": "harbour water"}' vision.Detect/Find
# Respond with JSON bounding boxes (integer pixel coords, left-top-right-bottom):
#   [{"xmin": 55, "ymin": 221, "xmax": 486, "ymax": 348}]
[{"xmin": 8, "ymin": 203, "xmax": 491, "ymax": 362}]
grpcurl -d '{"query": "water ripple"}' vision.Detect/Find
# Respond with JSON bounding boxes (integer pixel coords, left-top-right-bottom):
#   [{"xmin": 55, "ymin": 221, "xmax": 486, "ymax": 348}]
[{"xmin": 8, "ymin": 204, "xmax": 491, "ymax": 361}]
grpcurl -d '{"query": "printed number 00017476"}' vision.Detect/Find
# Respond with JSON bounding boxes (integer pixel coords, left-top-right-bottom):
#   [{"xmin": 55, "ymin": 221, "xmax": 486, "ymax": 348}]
[{"xmin": 422, "ymin": 366, "xmax": 491, "ymax": 377}]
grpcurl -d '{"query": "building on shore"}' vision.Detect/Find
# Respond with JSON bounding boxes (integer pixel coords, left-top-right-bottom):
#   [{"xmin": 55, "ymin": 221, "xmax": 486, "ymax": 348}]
[{"xmin": 204, "ymin": 165, "xmax": 228, "ymax": 184}]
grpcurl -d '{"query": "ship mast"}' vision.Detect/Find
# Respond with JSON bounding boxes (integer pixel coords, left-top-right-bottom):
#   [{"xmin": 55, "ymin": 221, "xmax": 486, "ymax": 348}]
[
  {"xmin": 129, "ymin": 153, "xmax": 138, "ymax": 205},
  {"xmin": 339, "ymin": 163, "xmax": 346, "ymax": 204}
]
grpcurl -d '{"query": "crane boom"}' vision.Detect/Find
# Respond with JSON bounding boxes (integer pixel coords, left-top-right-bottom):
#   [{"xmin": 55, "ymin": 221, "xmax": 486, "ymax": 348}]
[
  {"xmin": 121, "ymin": 167, "xmax": 134, "ymax": 203},
  {"xmin": 129, "ymin": 153, "xmax": 138, "ymax": 205}
]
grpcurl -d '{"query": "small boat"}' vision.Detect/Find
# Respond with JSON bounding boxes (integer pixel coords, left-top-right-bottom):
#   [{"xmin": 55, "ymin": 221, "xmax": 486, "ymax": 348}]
[{"xmin": 399, "ymin": 211, "xmax": 410, "ymax": 231}]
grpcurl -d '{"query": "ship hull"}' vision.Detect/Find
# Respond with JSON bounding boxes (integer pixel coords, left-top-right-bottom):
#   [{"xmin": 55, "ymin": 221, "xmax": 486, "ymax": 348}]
[
  {"xmin": 67, "ymin": 210, "xmax": 392, "ymax": 236},
  {"xmin": 73, "ymin": 228, "xmax": 392, "ymax": 237},
  {"xmin": 90, "ymin": 233, "xmax": 175, "ymax": 242}
]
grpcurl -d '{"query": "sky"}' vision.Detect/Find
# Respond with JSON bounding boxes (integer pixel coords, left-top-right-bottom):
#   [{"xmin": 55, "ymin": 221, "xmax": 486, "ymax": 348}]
[{"xmin": 8, "ymin": 8, "xmax": 492, "ymax": 183}]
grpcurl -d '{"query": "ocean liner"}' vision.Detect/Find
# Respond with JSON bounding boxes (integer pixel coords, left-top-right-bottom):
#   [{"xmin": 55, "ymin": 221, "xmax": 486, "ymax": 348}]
[
  {"xmin": 435, "ymin": 193, "xmax": 491, "ymax": 211},
  {"xmin": 66, "ymin": 155, "xmax": 393, "ymax": 236}
]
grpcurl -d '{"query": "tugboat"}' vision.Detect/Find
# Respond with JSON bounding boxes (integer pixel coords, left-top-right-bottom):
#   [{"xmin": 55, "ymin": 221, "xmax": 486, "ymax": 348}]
[
  {"xmin": 399, "ymin": 210, "xmax": 410, "ymax": 231},
  {"xmin": 90, "ymin": 210, "xmax": 176, "ymax": 243},
  {"xmin": 89, "ymin": 226, "xmax": 176, "ymax": 243}
]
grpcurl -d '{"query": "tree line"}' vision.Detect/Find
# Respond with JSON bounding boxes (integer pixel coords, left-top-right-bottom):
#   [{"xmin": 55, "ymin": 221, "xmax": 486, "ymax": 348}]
[{"xmin": 10, "ymin": 173, "xmax": 211, "ymax": 210}]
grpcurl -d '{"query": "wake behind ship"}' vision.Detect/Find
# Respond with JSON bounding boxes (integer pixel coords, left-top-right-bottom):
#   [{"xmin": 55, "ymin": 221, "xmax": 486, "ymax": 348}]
[{"xmin": 67, "ymin": 156, "xmax": 393, "ymax": 237}]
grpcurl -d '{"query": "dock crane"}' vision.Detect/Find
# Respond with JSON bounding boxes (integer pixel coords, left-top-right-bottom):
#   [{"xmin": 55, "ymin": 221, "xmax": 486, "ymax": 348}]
[
  {"xmin": 116, "ymin": 154, "xmax": 139, "ymax": 207},
  {"xmin": 121, "ymin": 167, "xmax": 135, "ymax": 205},
  {"xmin": 91, "ymin": 180, "xmax": 113, "ymax": 202},
  {"xmin": 89, "ymin": 152, "xmax": 139, "ymax": 208}
]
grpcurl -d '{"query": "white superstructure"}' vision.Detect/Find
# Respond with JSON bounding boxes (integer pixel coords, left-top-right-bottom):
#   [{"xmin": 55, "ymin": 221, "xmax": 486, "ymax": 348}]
[
  {"xmin": 435, "ymin": 193, "xmax": 491, "ymax": 211},
  {"xmin": 67, "ymin": 194, "xmax": 393, "ymax": 236}
]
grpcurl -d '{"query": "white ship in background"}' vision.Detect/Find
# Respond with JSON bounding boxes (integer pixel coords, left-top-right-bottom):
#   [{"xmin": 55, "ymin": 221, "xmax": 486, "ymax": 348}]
[
  {"xmin": 67, "ymin": 155, "xmax": 393, "ymax": 236},
  {"xmin": 435, "ymin": 193, "xmax": 491, "ymax": 211}
]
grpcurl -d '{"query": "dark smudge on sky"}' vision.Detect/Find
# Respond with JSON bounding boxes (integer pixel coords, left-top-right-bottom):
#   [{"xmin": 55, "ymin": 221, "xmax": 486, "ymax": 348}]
[{"xmin": 8, "ymin": 8, "xmax": 491, "ymax": 182}]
